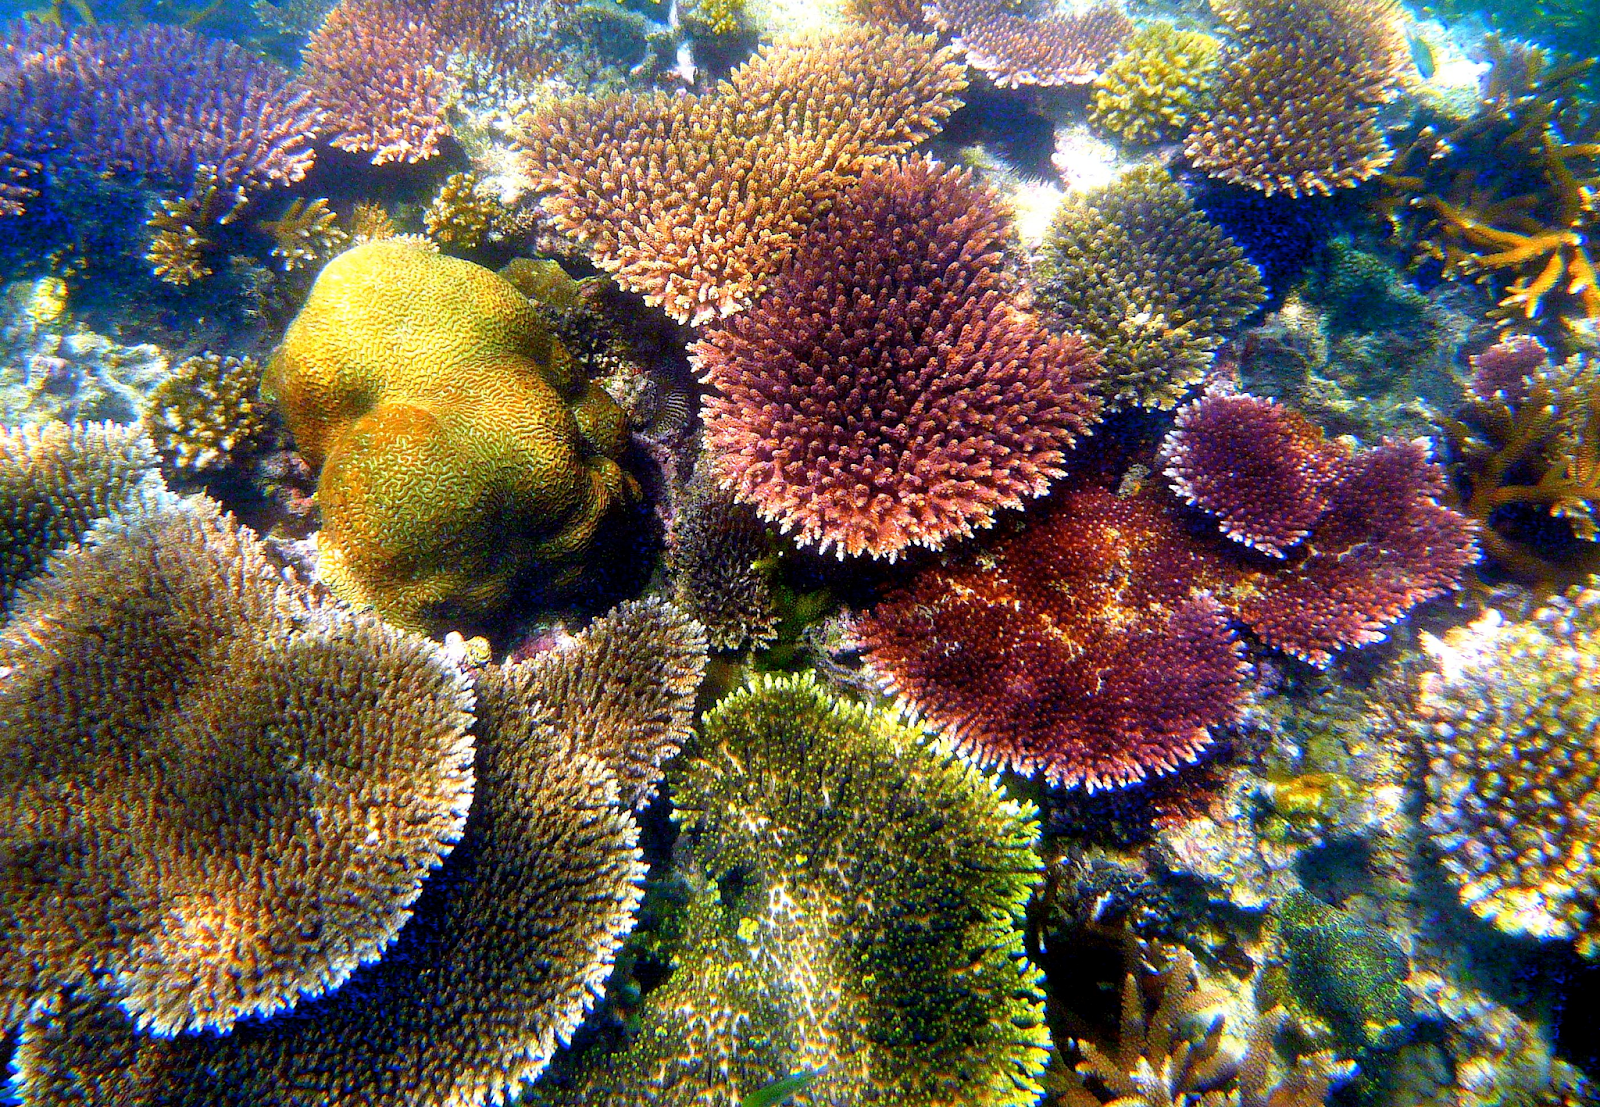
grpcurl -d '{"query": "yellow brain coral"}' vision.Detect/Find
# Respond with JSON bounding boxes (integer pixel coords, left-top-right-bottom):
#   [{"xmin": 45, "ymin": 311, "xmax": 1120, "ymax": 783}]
[{"xmin": 266, "ymin": 240, "xmax": 634, "ymax": 632}]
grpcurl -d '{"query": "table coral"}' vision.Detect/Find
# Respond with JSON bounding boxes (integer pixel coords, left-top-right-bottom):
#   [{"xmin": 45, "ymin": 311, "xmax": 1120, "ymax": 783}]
[
  {"xmin": 1418, "ymin": 591, "xmax": 1600, "ymax": 956},
  {"xmin": 1089, "ymin": 22, "xmax": 1220, "ymax": 146},
  {"xmin": 142, "ymin": 353, "xmax": 274, "ymax": 477},
  {"xmin": 265, "ymin": 239, "xmax": 635, "ymax": 633},
  {"xmin": 695, "ymin": 156, "xmax": 1101, "ymax": 560},
  {"xmin": 0, "ymin": 495, "xmax": 477, "ymax": 1037},
  {"xmin": 1034, "ymin": 167, "xmax": 1265, "ymax": 410},
  {"xmin": 560, "ymin": 672, "xmax": 1049, "ymax": 1106},
  {"xmin": 517, "ymin": 28, "xmax": 967, "ymax": 324},
  {"xmin": 925, "ymin": 0, "xmax": 1133, "ymax": 88}
]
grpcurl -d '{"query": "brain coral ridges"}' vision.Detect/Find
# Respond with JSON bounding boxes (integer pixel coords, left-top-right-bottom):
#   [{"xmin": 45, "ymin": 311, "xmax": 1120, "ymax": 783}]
[
  {"xmin": 558, "ymin": 671, "xmax": 1049, "ymax": 1106},
  {"xmin": 0, "ymin": 495, "xmax": 477, "ymax": 1038},
  {"xmin": 695, "ymin": 156, "xmax": 1101, "ymax": 561},
  {"xmin": 517, "ymin": 27, "xmax": 967, "ymax": 325},
  {"xmin": 13, "ymin": 597, "xmax": 706, "ymax": 1107}
]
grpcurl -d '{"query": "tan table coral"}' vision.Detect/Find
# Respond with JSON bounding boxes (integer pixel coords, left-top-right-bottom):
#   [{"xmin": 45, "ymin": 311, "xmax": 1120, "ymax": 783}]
[{"xmin": 267, "ymin": 240, "xmax": 634, "ymax": 633}]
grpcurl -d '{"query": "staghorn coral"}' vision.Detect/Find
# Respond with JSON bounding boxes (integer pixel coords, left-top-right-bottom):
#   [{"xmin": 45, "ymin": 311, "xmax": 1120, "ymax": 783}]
[
  {"xmin": 0, "ymin": 496, "xmax": 477, "ymax": 1037},
  {"xmin": 517, "ymin": 28, "xmax": 967, "ymax": 324},
  {"xmin": 669, "ymin": 463, "xmax": 780, "ymax": 652},
  {"xmin": 142, "ymin": 353, "xmax": 274, "ymax": 477},
  {"xmin": 265, "ymin": 240, "xmax": 635, "ymax": 632},
  {"xmin": 1035, "ymin": 167, "xmax": 1265, "ymax": 410},
  {"xmin": 143, "ymin": 174, "xmax": 233, "ymax": 288},
  {"xmin": 257, "ymin": 197, "xmax": 349, "ymax": 272},
  {"xmin": 425, "ymin": 171, "xmax": 513, "ymax": 252},
  {"xmin": 1185, "ymin": 0, "xmax": 1411, "ymax": 197},
  {"xmin": 926, "ymin": 0, "xmax": 1133, "ymax": 88},
  {"xmin": 0, "ymin": 420, "xmax": 161, "ymax": 610},
  {"xmin": 1089, "ymin": 22, "xmax": 1220, "ymax": 146},
  {"xmin": 13, "ymin": 607, "xmax": 663, "ymax": 1105},
  {"xmin": 695, "ymin": 156, "xmax": 1101, "ymax": 560},
  {"xmin": 563, "ymin": 672, "xmax": 1049, "ymax": 1106}
]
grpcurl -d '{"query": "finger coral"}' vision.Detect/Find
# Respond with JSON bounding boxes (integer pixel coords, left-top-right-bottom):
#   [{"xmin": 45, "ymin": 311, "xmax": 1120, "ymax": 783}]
[
  {"xmin": 1089, "ymin": 22, "xmax": 1220, "ymax": 146},
  {"xmin": 0, "ymin": 420, "xmax": 161, "ymax": 611},
  {"xmin": 561, "ymin": 672, "xmax": 1049, "ymax": 1106},
  {"xmin": 926, "ymin": 0, "xmax": 1133, "ymax": 87},
  {"xmin": 142, "ymin": 353, "xmax": 273, "ymax": 477},
  {"xmin": 1035, "ymin": 167, "xmax": 1265, "ymax": 410},
  {"xmin": 1418, "ymin": 590, "xmax": 1600, "ymax": 956},
  {"xmin": 11, "ymin": 597, "xmax": 697, "ymax": 1105},
  {"xmin": 669, "ymin": 463, "xmax": 780, "ymax": 652},
  {"xmin": 0, "ymin": 496, "xmax": 476, "ymax": 1036},
  {"xmin": 517, "ymin": 28, "xmax": 967, "ymax": 324},
  {"xmin": 695, "ymin": 156, "xmax": 1101, "ymax": 560},
  {"xmin": 265, "ymin": 239, "xmax": 635, "ymax": 633},
  {"xmin": 1185, "ymin": 0, "xmax": 1411, "ymax": 197}
]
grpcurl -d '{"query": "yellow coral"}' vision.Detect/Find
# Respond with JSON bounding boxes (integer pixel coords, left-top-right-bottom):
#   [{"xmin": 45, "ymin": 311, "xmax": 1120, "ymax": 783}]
[
  {"xmin": 1089, "ymin": 22, "xmax": 1219, "ymax": 145},
  {"xmin": 142, "ymin": 352, "xmax": 274, "ymax": 476},
  {"xmin": 683, "ymin": 0, "xmax": 745, "ymax": 35},
  {"xmin": 265, "ymin": 239, "xmax": 635, "ymax": 632},
  {"xmin": 423, "ymin": 171, "xmax": 509, "ymax": 251},
  {"xmin": 144, "ymin": 176, "xmax": 235, "ymax": 286},
  {"xmin": 258, "ymin": 197, "xmax": 349, "ymax": 272}
]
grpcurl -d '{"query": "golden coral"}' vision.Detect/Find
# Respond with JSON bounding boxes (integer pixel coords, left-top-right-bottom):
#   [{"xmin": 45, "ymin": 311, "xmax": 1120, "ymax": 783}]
[
  {"xmin": 265, "ymin": 239, "xmax": 634, "ymax": 633},
  {"xmin": 517, "ymin": 28, "xmax": 967, "ymax": 325},
  {"xmin": 142, "ymin": 352, "xmax": 274, "ymax": 476},
  {"xmin": 1089, "ymin": 22, "xmax": 1220, "ymax": 146},
  {"xmin": 424, "ymin": 171, "xmax": 512, "ymax": 251},
  {"xmin": 144, "ymin": 174, "xmax": 236, "ymax": 287},
  {"xmin": 0, "ymin": 496, "xmax": 477, "ymax": 1037},
  {"xmin": 257, "ymin": 196, "xmax": 349, "ymax": 272}
]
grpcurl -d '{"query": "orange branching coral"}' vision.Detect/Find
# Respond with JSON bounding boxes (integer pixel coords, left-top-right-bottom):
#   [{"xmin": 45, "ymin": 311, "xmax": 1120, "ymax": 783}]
[
  {"xmin": 926, "ymin": 0, "xmax": 1134, "ymax": 87},
  {"xmin": 1377, "ymin": 40, "xmax": 1600, "ymax": 331},
  {"xmin": 0, "ymin": 496, "xmax": 476, "ymax": 1037},
  {"xmin": 517, "ymin": 29, "xmax": 967, "ymax": 325},
  {"xmin": 1186, "ymin": 0, "xmax": 1411, "ymax": 197}
]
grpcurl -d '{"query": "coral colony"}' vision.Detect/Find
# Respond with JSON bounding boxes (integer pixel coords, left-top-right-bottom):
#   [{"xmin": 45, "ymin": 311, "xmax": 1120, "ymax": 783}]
[{"xmin": 6, "ymin": 1, "xmax": 1600, "ymax": 1106}]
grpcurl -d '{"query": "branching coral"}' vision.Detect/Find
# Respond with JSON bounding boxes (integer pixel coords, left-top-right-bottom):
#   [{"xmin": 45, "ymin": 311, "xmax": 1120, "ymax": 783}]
[
  {"xmin": 0, "ymin": 420, "xmax": 160, "ymax": 610},
  {"xmin": 1376, "ymin": 40, "xmax": 1600, "ymax": 330},
  {"xmin": 424, "ymin": 171, "xmax": 514, "ymax": 251},
  {"xmin": 1089, "ymin": 22, "xmax": 1220, "ymax": 146},
  {"xmin": 926, "ymin": 0, "xmax": 1133, "ymax": 87},
  {"xmin": 561, "ymin": 672, "xmax": 1049, "ymax": 1106},
  {"xmin": 669, "ymin": 463, "xmax": 780, "ymax": 652},
  {"xmin": 143, "ymin": 174, "xmax": 233, "ymax": 287},
  {"xmin": 265, "ymin": 240, "xmax": 635, "ymax": 632},
  {"xmin": 517, "ymin": 28, "xmax": 967, "ymax": 324},
  {"xmin": 1185, "ymin": 0, "xmax": 1411, "ymax": 196},
  {"xmin": 142, "ymin": 353, "xmax": 274, "ymax": 477},
  {"xmin": 257, "ymin": 197, "xmax": 349, "ymax": 272},
  {"xmin": 0, "ymin": 496, "xmax": 477, "ymax": 1036},
  {"xmin": 695, "ymin": 157, "xmax": 1101, "ymax": 560},
  {"xmin": 1035, "ymin": 167, "xmax": 1264, "ymax": 410},
  {"xmin": 1418, "ymin": 590, "xmax": 1600, "ymax": 956}
]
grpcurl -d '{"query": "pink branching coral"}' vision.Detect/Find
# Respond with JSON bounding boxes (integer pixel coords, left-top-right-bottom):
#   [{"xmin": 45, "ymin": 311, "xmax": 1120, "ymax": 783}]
[
  {"xmin": 694, "ymin": 157, "xmax": 1102, "ymax": 560},
  {"xmin": 927, "ymin": 0, "xmax": 1134, "ymax": 87}
]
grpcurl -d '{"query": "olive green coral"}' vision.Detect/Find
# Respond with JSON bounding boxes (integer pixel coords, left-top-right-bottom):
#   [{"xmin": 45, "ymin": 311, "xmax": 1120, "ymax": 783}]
[
  {"xmin": 562, "ymin": 672, "xmax": 1049, "ymax": 1106},
  {"xmin": 265, "ymin": 239, "xmax": 635, "ymax": 633},
  {"xmin": 1035, "ymin": 167, "xmax": 1265, "ymax": 409},
  {"xmin": 1277, "ymin": 890, "xmax": 1412, "ymax": 1052},
  {"xmin": 1089, "ymin": 23, "xmax": 1220, "ymax": 146},
  {"xmin": 142, "ymin": 352, "xmax": 274, "ymax": 477}
]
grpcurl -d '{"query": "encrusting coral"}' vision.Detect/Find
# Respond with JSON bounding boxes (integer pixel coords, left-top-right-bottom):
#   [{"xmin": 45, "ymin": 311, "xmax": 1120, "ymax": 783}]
[
  {"xmin": 1034, "ymin": 167, "xmax": 1265, "ymax": 410},
  {"xmin": 695, "ymin": 156, "xmax": 1102, "ymax": 560},
  {"xmin": 0, "ymin": 420, "xmax": 161, "ymax": 611},
  {"xmin": 668, "ymin": 463, "xmax": 780, "ymax": 652},
  {"xmin": 1276, "ymin": 890, "xmax": 1412, "ymax": 1052},
  {"xmin": 0, "ymin": 495, "xmax": 477, "ymax": 1037},
  {"xmin": 142, "ymin": 353, "xmax": 273, "ymax": 477},
  {"xmin": 1418, "ymin": 590, "xmax": 1600, "ymax": 957},
  {"xmin": 560, "ymin": 672, "xmax": 1050, "ymax": 1106},
  {"xmin": 517, "ymin": 28, "xmax": 967, "ymax": 324},
  {"xmin": 1089, "ymin": 22, "xmax": 1220, "ymax": 146},
  {"xmin": 13, "ymin": 597, "xmax": 706, "ymax": 1106},
  {"xmin": 925, "ymin": 0, "xmax": 1134, "ymax": 88},
  {"xmin": 265, "ymin": 239, "xmax": 635, "ymax": 632}
]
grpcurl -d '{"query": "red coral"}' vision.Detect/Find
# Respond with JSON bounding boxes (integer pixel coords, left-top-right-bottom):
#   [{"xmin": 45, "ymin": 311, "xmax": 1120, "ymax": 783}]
[
  {"xmin": 927, "ymin": 0, "xmax": 1133, "ymax": 87},
  {"xmin": 694, "ymin": 157, "xmax": 1100, "ymax": 560},
  {"xmin": 1160, "ymin": 391, "xmax": 1344, "ymax": 556},
  {"xmin": 857, "ymin": 484, "xmax": 1246, "ymax": 790},
  {"xmin": 1469, "ymin": 333, "xmax": 1549, "ymax": 405}
]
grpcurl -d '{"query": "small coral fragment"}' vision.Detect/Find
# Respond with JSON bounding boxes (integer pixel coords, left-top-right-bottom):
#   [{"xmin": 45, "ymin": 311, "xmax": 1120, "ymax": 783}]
[
  {"xmin": 927, "ymin": 0, "xmax": 1133, "ymax": 87},
  {"xmin": 257, "ymin": 197, "xmax": 349, "ymax": 272},
  {"xmin": 142, "ymin": 352, "xmax": 273, "ymax": 476},
  {"xmin": 0, "ymin": 496, "xmax": 476, "ymax": 1036},
  {"xmin": 1089, "ymin": 22, "xmax": 1220, "ymax": 145},
  {"xmin": 144, "ymin": 175, "xmax": 236, "ymax": 288}
]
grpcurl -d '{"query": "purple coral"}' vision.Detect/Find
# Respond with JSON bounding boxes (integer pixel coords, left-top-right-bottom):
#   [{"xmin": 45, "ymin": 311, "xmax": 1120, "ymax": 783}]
[{"xmin": 1469, "ymin": 334, "xmax": 1549, "ymax": 406}]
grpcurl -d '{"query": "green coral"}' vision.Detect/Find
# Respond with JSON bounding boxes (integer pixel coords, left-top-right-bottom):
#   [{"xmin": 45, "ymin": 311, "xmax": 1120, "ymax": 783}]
[
  {"xmin": 561, "ymin": 672, "xmax": 1049, "ymax": 1106},
  {"xmin": 1278, "ymin": 890, "xmax": 1413, "ymax": 1053},
  {"xmin": 1089, "ymin": 23, "xmax": 1220, "ymax": 146},
  {"xmin": 1035, "ymin": 167, "xmax": 1265, "ymax": 409},
  {"xmin": 682, "ymin": 0, "xmax": 746, "ymax": 35}
]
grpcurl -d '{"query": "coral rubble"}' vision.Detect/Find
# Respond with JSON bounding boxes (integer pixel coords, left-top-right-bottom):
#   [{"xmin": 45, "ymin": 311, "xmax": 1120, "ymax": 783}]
[
  {"xmin": 926, "ymin": 0, "xmax": 1133, "ymax": 88},
  {"xmin": 1089, "ymin": 22, "xmax": 1220, "ymax": 146}
]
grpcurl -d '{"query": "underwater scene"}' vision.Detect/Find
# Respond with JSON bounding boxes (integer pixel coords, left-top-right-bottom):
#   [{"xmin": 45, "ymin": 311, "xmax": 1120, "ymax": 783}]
[{"xmin": 3, "ymin": 0, "xmax": 1600, "ymax": 1103}]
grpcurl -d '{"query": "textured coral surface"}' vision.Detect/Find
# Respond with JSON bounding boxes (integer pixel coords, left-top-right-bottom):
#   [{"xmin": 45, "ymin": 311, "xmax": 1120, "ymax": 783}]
[{"xmin": 927, "ymin": 0, "xmax": 1133, "ymax": 87}]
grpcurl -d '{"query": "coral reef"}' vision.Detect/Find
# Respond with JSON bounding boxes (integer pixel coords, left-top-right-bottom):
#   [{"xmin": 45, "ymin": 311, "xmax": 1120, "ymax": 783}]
[
  {"xmin": 668, "ymin": 463, "xmax": 779, "ymax": 652},
  {"xmin": 518, "ymin": 28, "xmax": 967, "ymax": 324},
  {"xmin": 0, "ymin": 496, "xmax": 477, "ymax": 1036},
  {"xmin": 1088, "ymin": 22, "xmax": 1220, "ymax": 146},
  {"xmin": 265, "ymin": 240, "xmax": 635, "ymax": 632},
  {"xmin": 694, "ymin": 157, "xmax": 1101, "ymax": 560},
  {"xmin": 141, "ymin": 353, "xmax": 274, "ymax": 477},
  {"xmin": 1418, "ymin": 594, "xmax": 1600, "ymax": 956},
  {"xmin": 1277, "ymin": 890, "xmax": 1412, "ymax": 1052},
  {"xmin": 0, "ymin": 420, "xmax": 160, "ymax": 610},
  {"xmin": 1034, "ymin": 167, "xmax": 1265, "ymax": 410},
  {"xmin": 0, "ymin": 23, "xmax": 320, "ymax": 215},
  {"xmin": 925, "ymin": 0, "xmax": 1133, "ymax": 88},
  {"xmin": 1185, "ymin": 0, "xmax": 1411, "ymax": 197},
  {"xmin": 561, "ymin": 672, "xmax": 1049, "ymax": 1106},
  {"xmin": 257, "ymin": 197, "xmax": 348, "ymax": 272}
]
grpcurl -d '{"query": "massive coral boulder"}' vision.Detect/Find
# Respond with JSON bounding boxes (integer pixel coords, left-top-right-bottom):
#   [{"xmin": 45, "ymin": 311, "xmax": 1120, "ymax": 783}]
[{"xmin": 266, "ymin": 239, "xmax": 634, "ymax": 633}]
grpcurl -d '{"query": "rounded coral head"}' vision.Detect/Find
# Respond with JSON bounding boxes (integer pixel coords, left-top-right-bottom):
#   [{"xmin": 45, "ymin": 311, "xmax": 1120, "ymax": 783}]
[{"xmin": 267, "ymin": 240, "xmax": 633, "ymax": 632}]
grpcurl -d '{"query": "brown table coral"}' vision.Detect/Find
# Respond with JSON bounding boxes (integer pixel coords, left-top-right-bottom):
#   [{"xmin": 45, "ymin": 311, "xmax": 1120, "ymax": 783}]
[{"xmin": 266, "ymin": 240, "xmax": 634, "ymax": 633}]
